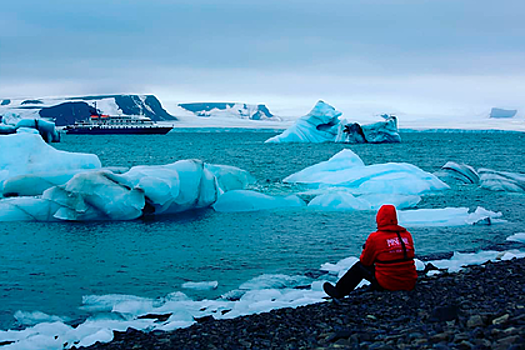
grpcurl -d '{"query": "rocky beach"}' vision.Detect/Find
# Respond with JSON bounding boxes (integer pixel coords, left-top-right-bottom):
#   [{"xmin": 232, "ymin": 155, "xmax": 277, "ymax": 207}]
[{"xmin": 74, "ymin": 258, "xmax": 525, "ymax": 350}]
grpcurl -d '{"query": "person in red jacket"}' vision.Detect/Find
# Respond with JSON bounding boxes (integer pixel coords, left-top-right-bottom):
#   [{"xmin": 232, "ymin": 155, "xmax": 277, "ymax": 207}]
[{"xmin": 323, "ymin": 204, "xmax": 417, "ymax": 298}]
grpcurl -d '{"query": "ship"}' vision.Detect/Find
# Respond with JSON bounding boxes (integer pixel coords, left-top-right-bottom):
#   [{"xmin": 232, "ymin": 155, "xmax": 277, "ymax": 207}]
[{"xmin": 64, "ymin": 114, "xmax": 174, "ymax": 135}]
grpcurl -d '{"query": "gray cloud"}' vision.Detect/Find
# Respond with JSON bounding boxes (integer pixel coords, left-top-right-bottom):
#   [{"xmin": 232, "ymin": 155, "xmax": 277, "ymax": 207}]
[{"xmin": 1, "ymin": 0, "xmax": 524, "ymax": 115}]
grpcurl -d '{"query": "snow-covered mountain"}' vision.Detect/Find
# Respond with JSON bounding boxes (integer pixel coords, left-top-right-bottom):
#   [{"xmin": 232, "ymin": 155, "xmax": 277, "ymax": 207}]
[
  {"xmin": 177, "ymin": 102, "xmax": 279, "ymax": 121},
  {"xmin": 0, "ymin": 95, "xmax": 176, "ymax": 126}
]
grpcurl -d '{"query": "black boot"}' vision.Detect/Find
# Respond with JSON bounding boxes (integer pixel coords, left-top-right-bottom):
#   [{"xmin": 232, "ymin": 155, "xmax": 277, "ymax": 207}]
[{"xmin": 323, "ymin": 282, "xmax": 342, "ymax": 299}]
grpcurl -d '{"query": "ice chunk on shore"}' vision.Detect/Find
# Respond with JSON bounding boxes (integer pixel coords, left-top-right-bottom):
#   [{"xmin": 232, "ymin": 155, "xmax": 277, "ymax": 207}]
[
  {"xmin": 0, "ymin": 134, "xmax": 100, "ymax": 192},
  {"xmin": 434, "ymin": 161, "xmax": 480, "ymax": 185},
  {"xmin": 14, "ymin": 311, "xmax": 68, "ymax": 326},
  {"xmin": 285, "ymin": 149, "xmax": 449, "ymax": 196},
  {"xmin": 213, "ymin": 190, "xmax": 305, "ymax": 212},
  {"xmin": 479, "ymin": 168, "xmax": 525, "ymax": 192},
  {"xmin": 265, "ymin": 101, "xmax": 341, "ymax": 143}
]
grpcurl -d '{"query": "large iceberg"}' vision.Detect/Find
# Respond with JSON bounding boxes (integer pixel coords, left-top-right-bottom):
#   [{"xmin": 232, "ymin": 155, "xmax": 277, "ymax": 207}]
[
  {"xmin": 265, "ymin": 101, "xmax": 342, "ymax": 143},
  {"xmin": 265, "ymin": 101, "xmax": 401, "ymax": 144},
  {"xmin": 284, "ymin": 149, "xmax": 449, "ymax": 196},
  {"xmin": 0, "ymin": 133, "xmax": 255, "ymax": 221},
  {"xmin": 0, "ymin": 161, "xmax": 254, "ymax": 221},
  {"xmin": 0, "ymin": 134, "xmax": 101, "ymax": 194}
]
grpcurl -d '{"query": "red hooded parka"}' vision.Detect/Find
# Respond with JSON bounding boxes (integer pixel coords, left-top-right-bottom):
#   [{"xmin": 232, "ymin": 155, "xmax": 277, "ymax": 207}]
[{"xmin": 360, "ymin": 205, "xmax": 417, "ymax": 291}]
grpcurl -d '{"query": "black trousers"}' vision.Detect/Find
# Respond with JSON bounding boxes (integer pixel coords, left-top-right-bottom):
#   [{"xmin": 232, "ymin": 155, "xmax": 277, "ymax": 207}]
[{"xmin": 335, "ymin": 262, "xmax": 383, "ymax": 297}]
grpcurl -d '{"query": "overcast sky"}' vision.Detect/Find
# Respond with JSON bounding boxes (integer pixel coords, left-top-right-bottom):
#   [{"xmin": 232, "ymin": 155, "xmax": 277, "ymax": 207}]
[{"xmin": 1, "ymin": 0, "xmax": 524, "ymax": 117}]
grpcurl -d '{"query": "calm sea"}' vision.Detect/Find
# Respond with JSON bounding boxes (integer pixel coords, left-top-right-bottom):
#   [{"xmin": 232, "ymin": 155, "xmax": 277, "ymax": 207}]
[{"xmin": 1, "ymin": 131, "xmax": 524, "ymax": 329}]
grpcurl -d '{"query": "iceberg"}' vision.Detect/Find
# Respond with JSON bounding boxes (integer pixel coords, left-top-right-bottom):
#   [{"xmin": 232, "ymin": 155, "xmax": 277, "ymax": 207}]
[
  {"xmin": 0, "ymin": 197, "xmax": 61, "ymax": 221},
  {"xmin": 0, "ymin": 161, "xmax": 253, "ymax": 221},
  {"xmin": 212, "ymin": 190, "xmax": 306, "ymax": 212},
  {"xmin": 489, "ymin": 107, "xmax": 518, "ymax": 119},
  {"xmin": 398, "ymin": 206, "xmax": 504, "ymax": 227},
  {"xmin": 284, "ymin": 149, "xmax": 449, "ymax": 196},
  {"xmin": 434, "ymin": 161, "xmax": 480, "ymax": 185},
  {"xmin": 479, "ymin": 168, "xmax": 525, "ymax": 192},
  {"xmin": 2, "ymin": 168, "xmax": 128, "ymax": 197},
  {"xmin": 506, "ymin": 233, "xmax": 525, "ymax": 244},
  {"xmin": 335, "ymin": 115, "xmax": 401, "ymax": 144},
  {"xmin": 182, "ymin": 281, "xmax": 219, "ymax": 291},
  {"xmin": 0, "ymin": 134, "xmax": 101, "ymax": 193},
  {"xmin": 308, "ymin": 191, "xmax": 421, "ymax": 211},
  {"xmin": 264, "ymin": 100, "xmax": 402, "ymax": 145},
  {"xmin": 0, "ymin": 112, "xmax": 60, "ymax": 142},
  {"xmin": 43, "ymin": 170, "xmax": 146, "ymax": 221},
  {"xmin": 265, "ymin": 101, "xmax": 342, "ymax": 143}
]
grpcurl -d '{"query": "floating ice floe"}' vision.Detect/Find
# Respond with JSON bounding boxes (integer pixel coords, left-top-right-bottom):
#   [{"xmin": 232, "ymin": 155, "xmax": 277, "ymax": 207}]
[
  {"xmin": 284, "ymin": 149, "xmax": 449, "ymax": 196},
  {"xmin": 212, "ymin": 190, "xmax": 306, "ymax": 212},
  {"xmin": 434, "ymin": 161, "xmax": 480, "ymax": 185},
  {"xmin": 507, "ymin": 233, "xmax": 525, "ymax": 244},
  {"xmin": 307, "ymin": 191, "xmax": 421, "ymax": 211},
  {"xmin": 434, "ymin": 161, "xmax": 525, "ymax": 193},
  {"xmin": 398, "ymin": 207, "xmax": 504, "ymax": 226},
  {"xmin": 0, "ymin": 134, "xmax": 100, "ymax": 193},
  {"xmin": 182, "ymin": 281, "xmax": 219, "ymax": 291},
  {"xmin": 479, "ymin": 168, "xmax": 525, "ymax": 192}
]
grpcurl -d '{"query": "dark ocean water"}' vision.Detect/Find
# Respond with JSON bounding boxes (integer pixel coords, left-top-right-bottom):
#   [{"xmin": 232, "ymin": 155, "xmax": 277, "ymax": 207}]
[{"xmin": 1, "ymin": 131, "xmax": 524, "ymax": 329}]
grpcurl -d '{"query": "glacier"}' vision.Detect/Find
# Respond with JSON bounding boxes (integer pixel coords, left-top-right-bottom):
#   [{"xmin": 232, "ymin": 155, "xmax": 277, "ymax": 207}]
[{"xmin": 178, "ymin": 102, "xmax": 279, "ymax": 121}]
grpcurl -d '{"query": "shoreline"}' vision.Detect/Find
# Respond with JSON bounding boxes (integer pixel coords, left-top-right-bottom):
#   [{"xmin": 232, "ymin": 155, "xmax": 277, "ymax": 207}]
[{"xmin": 76, "ymin": 257, "xmax": 525, "ymax": 350}]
